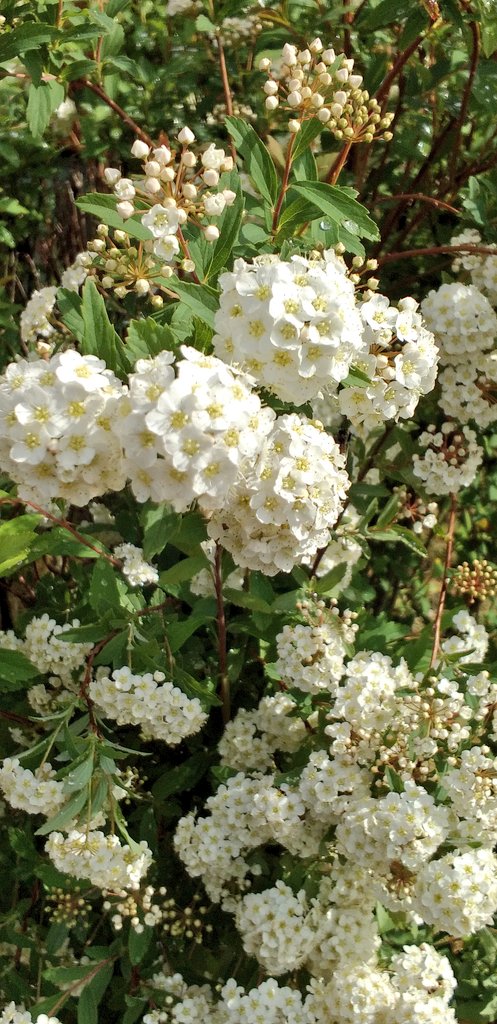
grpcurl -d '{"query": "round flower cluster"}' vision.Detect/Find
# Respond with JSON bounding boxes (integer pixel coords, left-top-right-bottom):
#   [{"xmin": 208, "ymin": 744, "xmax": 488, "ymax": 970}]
[
  {"xmin": 338, "ymin": 293, "xmax": 439, "ymax": 433},
  {"xmin": 0, "ymin": 759, "xmax": 65, "ymax": 818},
  {"xmin": 218, "ymin": 691, "xmax": 307, "ymax": 771},
  {"xmin": 412, "ymin": 422, "xmax": 483, "ymax": 495},
  {"xmin": 415, "ymin": 848, "xmax": 497, "ymax": 937},
  {"xmin": 121, "ymin": 347, "xmax": 274, "ymax": 509},
  {"xmin": 20, "ymin": 254, "xmax": 88, "ymax": 353},
  {"xmin": 212, "ymin": 250, "xmax": 364, "ymax": 404},
  {"xmin": 216, "ymin": 14, "xmax": 262, "ymax": 44},
  {"xmin": 103, "ymin": 132, "xmax": 235, "ymax": 278},
  {"xmin": 0, "ymin": 351, "xmax": 126, "ymax": 506},
  {"xmin": 45, "ymin": 830, "xmax": 152, "ymax": 891},
  {"xmin": 275, "ymin": 600, "xmax": 357, "ymax": 694},
  {"xmin": 114, "ymin": 543, "xmax": 159, "ymax": 587},
  {"xmin": 89, "ymin": 666, "xmax": 208, "ymax": 744},
  {"xmin": 0, "ymin": 1005, "xmax": 62, "ymax": 1024},
  {"xmin": 438, "ymin": 356, "xmax": 497, "ymax": 427},
  {"xmin": 260, "ymin": 40, "xmax": 394, "ymax": 143},
  {"xmin": 451, "ymin": 558, "xmax": 497, "ymax": 604},
  {"xmin": 440, "ymin": 608, "xmax": 489, "ymax": 664},
  {"xmin": 451, "ymin": 228, "xmax": 497, "ymax": 307},
  {"xmin": 235, "ymin": 881, "xmax": 314, "ymax": 975},
  {"xmin": 421, "ymin": 282, "xmax": 497, "ymax": 366},
  {"xmin": 207, "ymin": 413, "xmax": 350, "ymax": 575},
  {"xmin": 0, "ymin": 614, "xmax": 92, "ymax": 714}
]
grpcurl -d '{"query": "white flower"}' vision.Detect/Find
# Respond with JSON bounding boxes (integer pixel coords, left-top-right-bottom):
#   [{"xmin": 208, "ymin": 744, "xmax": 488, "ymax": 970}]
[
  {"xmin": 46, "ymin": 830, "xmax": 152, "ymax": 891},
  {"xmin": 90, "ymin": 667, "xmax": 207, "ymax": 744}
]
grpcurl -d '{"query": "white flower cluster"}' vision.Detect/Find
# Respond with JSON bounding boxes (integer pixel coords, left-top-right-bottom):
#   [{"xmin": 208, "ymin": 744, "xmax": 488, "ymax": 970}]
[
  {"xmin": 339, "ymin": 294, "xmax": 439, "ymax": 433},
  {"xmin": 213, "ymin": 251, "xmax": 364, "ymax": 404},
  {"xmin": 275, "ymin": 602, "xmax": 357, "ymax": 694},
  {"xmin": 218, "ymin": 691, "xmax": 307, "ymax": 771},
  {"xmin": 0, "ymin": 351, "xmax": 126, "ymax": 506},
  {"xmin": 415, "ymin": 849, "xmax": 497, "ymax": 937},
  {"xmin": 105, "ymin": 132, "xmax": 235, "ymax": 273},
  {"xmin": 451, "ymin": 227, "xmax": 497, "ymax": 307},
  {"xmin": 441, "ymin": 608, "xmax": 489, "ymax": 664},
  {"xmin": 438, "ymin": 355, "xmax": 497, "ymax": 427},
  {"xmin": 20, "ymin": 254, "xmax": 88, "ymax": 353},
  {"xmin": 260, "ymin": 40, "xmax": 393, "ymax": 144},
  {"xmin": 0, "ymin": 613, "xmax": 91, "ymax": 713},
  {"xmin": 0, "ymin": 1004, "xmax": 62, "ymax": 1024},
  {"xmin": 208, "ymin": 413, "xmax": 349, "ymax": 575},
  {"xmin": 236, "ymin": 881, "xmax": 314, "ymax": 975},
  {"xmin": 90, "ymin": 666, "xmax": 208, "ymax": 744},
  {"xmin": 0, "ymin": 758, "xmax": 65, "ymax": 818},
  {"xmin": 122, "ymin": 347, "xmax": 274, "ymax": 509},
  {"xmin": 216, "ymin": 15, "xmax": 262, "ymax": 44},
  {"xmin": 412, "ymin": 422, "xmax": 483, "ymax": 495},
  {"xmin": 421, "ymin": 281, "xmax": 497, "ymax": 366},
  {"xmin": 45, "ymin": 829, "xmax": 152, "ymax": 891},
  {"xmin": 114, "ymin": 543, "xmax": 159, "ymax": 587}
]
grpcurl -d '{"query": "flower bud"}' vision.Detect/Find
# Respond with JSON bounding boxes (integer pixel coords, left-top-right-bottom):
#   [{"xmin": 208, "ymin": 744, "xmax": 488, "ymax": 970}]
[
  {"xmin": 318, "ymin": 108, "xmax": 332, "ymax": 123},
  {"xmin": 287, "ymin": 91, "xmax": 302, "ymax": 108},
  {"xmin": 131, "ymin": 139, "xmax": 150, "ymax": 159},
  {"xmin": 182, "ymin": 259, "xmax": 196, "ymax": 273},
  {"xmin": 96, "ymin": 223, "xmax": 109, "ymax": 237},
  {"xmin": 335, "ymin": 67, "xmax": 349, "ymax": 83},
  {"xmin": 151, "ymin": 294, "xmax": 164, "ymax": 307},
  {"xmin": 322, "ymin": 48, "xmax": 336, "ymax": 64},
  {"xmin": 144, "ymin": 177, "xmax": 161, "ymax": 195},
  {"xmin": 116, "ymin": 201, "xmax": 135, "ymax": 219},
  {"xmin": 153, "ymin": 145, "xmax": 172, "ymax": 165},
  {"xmin": 104, "ymin": 167, "xmax": 121, "ymax": 186},
  {"xmin": 297, "ymin": 49, "xmax": 311, "ymax": 64},
  {"xmin": 311, "ymin": 93, "xmax": 324, "ymax": 108},
  {"xmin": 300, "ymin": 86, "xmax": 312, "ymax": 100},
  {"xmin": 309, "ymin": 37, "xmax": 323, "ymax": 53},
  {"xmin": 114, "ymin": 230, "xmax": 128, "ymax": 244},
  {"xmin": 182, "ymin": 182, "xmax": 197, "ymax": 199},
  {"xmin": 144, "ymin": 160, "xmax": 161, "ymax": 177},
  {"xmin": 288, "ymin": 119, "xmax": 301, "ymax": 133},
  {"xmin": 134, "ymin": 278, "xmax": 150, "ymax": 295},
  {"xmin": 349, "ymin": 74, "xmax": 363, "ymax": 88},
  {"xmin": 181, "ymin": 151, "xmax": 197, "ymax": 168},
  {"xmin": 264, "ymin": 80, "xmax": 278, "ymax": 95},
  {"xmin": 115, "ymin": 285, "xmax": 128, "ymax": 298},
  {"xmin": 222, "ymin": 189, "xmax": 237, "ymax": 206},
  {"xmin": 101, "ymin": 276, "xmax": 114, "ymax": 289},
  {"xmin": 282, "ymin": 43, "xmax": 298, "ymax": 66},
  {"xmin": 176, "ymin": 208, "xmax": 188, "ymax": 224},
  {"xmin": 258, "ymin": 57, "xmax": 272, "ymax": 71},
  {"xmin": 204, "ymin": 225, "xmax": 220, "ymax": 242},
  {"xmin": 203, "ymin": 168, "xmax": 219, "ymax": 186},
  {"xmin": 178, "ymin": 126, "xmax": 195, "ymax": 145},
  {"xmin": 160, "ymin": 167, "xmax": 175, "ymax": 182},
  {"xmin": 221, "ymin": 156, "xmax": 234, "ymax": 171},
  {"xmin": 265, "ymin": 96, "xmax": 279, "ymax": 111}
]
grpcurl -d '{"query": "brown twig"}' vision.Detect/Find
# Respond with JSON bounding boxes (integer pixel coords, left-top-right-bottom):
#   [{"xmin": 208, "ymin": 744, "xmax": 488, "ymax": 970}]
[
  {"xmin": 272, "ymin": 133, "xmax": 296, "ymax": 232},
  {"xmin": 375, "ymin": 193, "xmax": 460, "ymax": 215},
  {"xmin": 375, "ymin": 34, "xmax": 424, "ymax": 106},
  {"xmin": 215, "ymin": 33, "xmax": 237, "ymax": 162},
  {"xmin": 214, "ymin": 542, "xmax": 230, "ymax": 725},
  {"xmin": 79, "ymin": 80, "xmax": 154, "ymax": 146},
  {"xmin": 376, "ymin": 242, "xmax": 497, "ymax": 267},
  {"xmin": 0, "ymin": 497, "xmax": 121, "ymax": 567},
  {"xmin": 429, "ymin": 493, "xmax": 457, "ymax": 668},
  {"xmin": 326, "ymin": 140, "xmax": 353, "ymax": 185}
]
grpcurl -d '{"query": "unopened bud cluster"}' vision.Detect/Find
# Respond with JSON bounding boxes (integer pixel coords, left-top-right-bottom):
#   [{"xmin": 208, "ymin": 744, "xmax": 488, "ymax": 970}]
[
  {"xmin": 46, "ymin": 886, "xmax": 90, "ymax": 927},
  {"xmin": 260, "ymin": 40, "xmax": 393, "ymax": 143},
  {"xmin": 451, "ymin": 559, "xmax": 497, "ymax": 604},
  {"xmin": 100, "ymin": 131, "xmax": 235, "ymax": 285}
]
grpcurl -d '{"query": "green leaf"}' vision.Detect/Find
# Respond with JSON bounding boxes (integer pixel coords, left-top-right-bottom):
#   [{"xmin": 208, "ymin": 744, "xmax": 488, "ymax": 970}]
[
  {"xmin": 0, "ymin": 514, "xmax": 42, "ymax": 576},
  {"xmin": 357, "ymin": 0, "xmax": 413, "ymax": 30},
  {"xmin": 36, "ymin": 787, "xmax": 89, "ymax": 836},
  {"xmin": 159, "ymin": 555, "xmax": 206, "ymax": 589},
  {"xmin": 57, "ymin": 288, "xmax": 85, "ymax": 341},
  {"xmin": 81, "ymin": 278, "xmax": 129, "ymax": 375},
  {"xmin": 128, "ymin": 925, "xmax": 153, "ymax": 966},
  {"xmin": 0, "ymin": 24, "xmax": 59, "ymax": 64},
  {"xmin": 27, "ymin": 81, "xmax": 65, "ymax": 139},
  {"xmin": 167, "ymin": 611, "xmax": 214, "ymax": 654},
  {"xmin": 173, "ymin": 665, "xmax": 221, "ymax": 706},
  {"xmin": 158, "ymin": 275, "xmax": 219, "ymax": 330},
  {"xmin": 366, "ymin": 525, "xmax": 427, "ymax": 557},
  {"xmin": 0, "ymin": 649, "xmax": 39, "ymax": 691},
  {"xmin": 126, "ymin": 318, "xmax": 177, "ymax": 363},
  {"xmin": 77, "ymin": 985, "xmax": 98, "ymax": 1024},
  {"xmin": 76, "ymin": 193, "xmax": 152, "ymax": 243},
  {"xmin": 60, "ymin": 59, "xmax": 98, "ymax": 81},
  {"xmin": 89, "ymin": 560, "xmax": 126, "ymax": 617},
  {"xmin": 289, "ymin": 181, "xmax": 379, "ymax": 241},
  {"xmin": 141, "ymin": 504, "xmax": 179, "ymax": 560},
  {"xmin": 225, "ymin": 116, "xmax": 279, "ymax": 206},
  {"xmin": 152, "ymin": 751, "xmax": 211, "ymax": 800},
  {"xmin": 291, "ymin": 118, "xmax": 324, "ymax": 162},
  {"xmin": 475, "ymin": 0, "xmax": 497, "ymax": 56},
  {"xmin": 314, "ymin": 563, "xmax": 349, "ymax": 597}
]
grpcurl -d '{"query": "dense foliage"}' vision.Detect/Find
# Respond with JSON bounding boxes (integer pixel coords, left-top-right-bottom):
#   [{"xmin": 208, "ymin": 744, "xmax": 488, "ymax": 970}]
[{"xmin": 2, "ymin": 2, "xmax": 497, "ymax": 1023}]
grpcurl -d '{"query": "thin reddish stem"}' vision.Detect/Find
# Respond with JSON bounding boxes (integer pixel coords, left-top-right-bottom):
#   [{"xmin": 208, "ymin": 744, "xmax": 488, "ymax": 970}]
[
  {"xmin": 272, "ymin": 133, "xmax": 296, "ymax": 232},
  {"xmin": 79, "ymin": 79, "xmax": 154, "ymax": 147},
  {"xmin": 326, "ymin": 140, "xmax": 352, "ymax": 185},
  {"xmin": 377, "ymin": 242, "xmax": 497, "ymax": 267}
]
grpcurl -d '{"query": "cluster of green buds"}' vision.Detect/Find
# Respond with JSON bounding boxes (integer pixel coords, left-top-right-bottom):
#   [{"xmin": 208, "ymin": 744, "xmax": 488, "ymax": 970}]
[
  {"xmin": 260, "ymin": 39, "xmax": 394, "ymax": 143},
  {"xmin": 87, "ymin": 224, "xmax": 165, "ymax": 303},
  {"xmin": 46, "ymin": 885, "xmax": 90, "ymax": 927},
  {"xmin": 451, "ymin": 559, "xmax": 497, "ymax": 605}
]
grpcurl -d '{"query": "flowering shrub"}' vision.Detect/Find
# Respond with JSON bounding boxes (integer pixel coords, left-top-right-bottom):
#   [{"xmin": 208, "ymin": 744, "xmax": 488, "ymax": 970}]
[{"xmin": 2, "ymin": 2, "xmax": 497, "ymax": 1024}]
